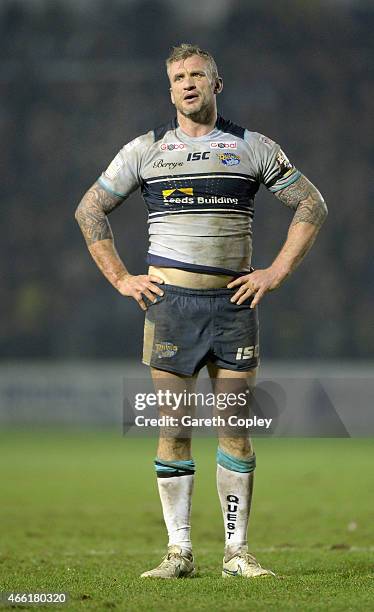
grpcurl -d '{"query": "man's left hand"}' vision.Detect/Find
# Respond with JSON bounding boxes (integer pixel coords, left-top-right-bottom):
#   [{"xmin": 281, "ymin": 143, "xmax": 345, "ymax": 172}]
[{"xmin": 227, "ymin": 267, "xmax": 286, "ymax": 309}]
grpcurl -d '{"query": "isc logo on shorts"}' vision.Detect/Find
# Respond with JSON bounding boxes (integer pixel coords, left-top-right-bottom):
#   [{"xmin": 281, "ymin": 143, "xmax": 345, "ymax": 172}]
[{"xmin": 235, "ymin": 345, "xmax": 259, "ymax": 360}]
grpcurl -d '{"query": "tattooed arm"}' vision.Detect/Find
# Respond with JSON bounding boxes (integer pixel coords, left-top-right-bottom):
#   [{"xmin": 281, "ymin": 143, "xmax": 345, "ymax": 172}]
[
  {"xmin": 270, "ymin": 173, "xmax": 328, "ymax": 274},
  {"xmin": 275, "ymin": 174, "xmax": 327, "ymax": 228},
  {"xmin": 228, "ymin": 174, "xmax": 327, "ymax": 308},
  {"xmin": 75, "ymin": 181, "xmax": 164, "ymax": 310}
]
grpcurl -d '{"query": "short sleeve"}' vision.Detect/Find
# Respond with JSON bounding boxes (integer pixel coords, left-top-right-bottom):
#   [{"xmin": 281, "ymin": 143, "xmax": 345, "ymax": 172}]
[
  {"xmin": 98, "ymin": 131, "xmax": 153, "ymax": 199},
  {"xmin": 247, "ymin": 132, "xmax": 301, "ymax": 193}
]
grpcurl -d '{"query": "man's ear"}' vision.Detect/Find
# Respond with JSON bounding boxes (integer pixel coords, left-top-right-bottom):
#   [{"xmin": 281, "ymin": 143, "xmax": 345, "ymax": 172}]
[
  {"xmin": 170, "ymin": 87, "xmax": 175, "ymax": 105},
  {"xmin": 214, "ymin": 78, "xmax": 223, "ymax": 94}
]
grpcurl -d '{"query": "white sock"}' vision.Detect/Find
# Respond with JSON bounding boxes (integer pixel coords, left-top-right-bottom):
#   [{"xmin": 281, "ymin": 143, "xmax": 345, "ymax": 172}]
[
  {"xmin": 216, "ymin": 464, "xmax": 254, "ymax": 560},
  {"xmin": 157, "ymin": 474, "xmax": 194, "ymax": 554}
]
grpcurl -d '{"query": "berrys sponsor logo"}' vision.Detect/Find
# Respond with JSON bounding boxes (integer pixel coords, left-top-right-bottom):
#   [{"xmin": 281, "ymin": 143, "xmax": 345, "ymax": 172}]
[
  {"xmin": 217, "ymin": 152, "xmax": 241, "ymax": 166},
  {"xmin": 210, "ymin": 141, "xmax": 237, "ymax": 149},
  {"xmin": 160, "ymin": 142, "xmax": 186, "ymax": 151},
  {"xmin": 153, "ymin": 159, "xmax": 184, "ymax": 170}
]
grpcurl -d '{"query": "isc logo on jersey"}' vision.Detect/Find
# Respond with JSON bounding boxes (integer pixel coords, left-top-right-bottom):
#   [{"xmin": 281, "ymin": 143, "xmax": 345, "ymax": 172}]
[
  {"xmin": 160, "ymin": 143, "xmax": 186, "ymax": 151},
  {"xmin": 187, "ymin": 151, "xmax": 210, "ymax": 161},
  {"xmin": 210, "ymin": 141, "xmax": 237, "ymax": 149}
]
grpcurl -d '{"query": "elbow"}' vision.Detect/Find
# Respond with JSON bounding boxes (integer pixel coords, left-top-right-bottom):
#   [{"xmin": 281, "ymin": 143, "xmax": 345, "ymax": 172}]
[
  {"xmin": 74, "ymin": 201, "xmax": 84, "ymax": 226},
  {"xmin": 319, "ymin": 198, "xmax": 328, "ymax": 225}
]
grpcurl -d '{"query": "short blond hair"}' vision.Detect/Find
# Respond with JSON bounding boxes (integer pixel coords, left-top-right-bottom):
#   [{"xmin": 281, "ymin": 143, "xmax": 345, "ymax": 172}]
[{"xmin": 166, "ymin": 43, "xmax": 219, "ymax": 82}]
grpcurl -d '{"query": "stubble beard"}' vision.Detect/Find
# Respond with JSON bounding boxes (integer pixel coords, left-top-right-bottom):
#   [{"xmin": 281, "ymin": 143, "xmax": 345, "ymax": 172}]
[{"xmin": 179, "ymin": 97, "xmax": 215, "ymax": 125}]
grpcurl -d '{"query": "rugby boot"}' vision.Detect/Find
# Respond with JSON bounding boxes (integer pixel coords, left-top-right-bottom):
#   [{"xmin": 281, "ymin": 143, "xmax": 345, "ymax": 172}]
[
  {"xmin": 140, "ymin": 545, "xmax": 195, "ymax": 579},
  {"xmin": 222, "ymin": 546, "xmax": 275, "ymax": 578}
]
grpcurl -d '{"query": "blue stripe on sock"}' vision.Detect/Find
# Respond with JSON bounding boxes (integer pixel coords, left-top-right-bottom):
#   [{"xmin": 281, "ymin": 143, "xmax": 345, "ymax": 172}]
[
  {"xmin": 154, "ymin": 458, "xmax": 195, "ymax": 476},
  {"xmin": 216, "ymin": 447, "xmax": 256, "ymax": 473}
]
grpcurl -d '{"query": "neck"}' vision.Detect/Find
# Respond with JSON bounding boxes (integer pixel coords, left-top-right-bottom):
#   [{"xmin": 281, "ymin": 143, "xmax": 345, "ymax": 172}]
[{"xmin": 177, "ymin": 108, "xmax": 217, "ymax": 138}]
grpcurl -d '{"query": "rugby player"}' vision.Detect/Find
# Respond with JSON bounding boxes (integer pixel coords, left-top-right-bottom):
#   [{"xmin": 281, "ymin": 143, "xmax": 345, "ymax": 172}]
[{"xmin": 75, "ymin": 44, "xmax": 327, "ymax": 579}]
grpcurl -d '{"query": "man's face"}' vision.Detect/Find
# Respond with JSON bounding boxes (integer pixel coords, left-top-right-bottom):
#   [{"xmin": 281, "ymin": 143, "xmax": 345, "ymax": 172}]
[{"xmin": 168, "ymin": 55, "xmax": 219, "ymax": 121}]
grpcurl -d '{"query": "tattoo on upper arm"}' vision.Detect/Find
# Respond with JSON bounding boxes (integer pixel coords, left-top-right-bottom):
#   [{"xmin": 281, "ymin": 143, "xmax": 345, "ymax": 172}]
[
  {"xmin": 75, "ymin": 182, "xmax": 123, "ymax": 246},
  {"xmin": 274, "ymin": 175, "xmax": 328, "ymax": 228}
]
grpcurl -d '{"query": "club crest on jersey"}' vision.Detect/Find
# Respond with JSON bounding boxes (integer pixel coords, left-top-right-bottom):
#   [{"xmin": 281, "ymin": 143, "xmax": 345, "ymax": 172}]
[
  {"xmin": 217, "ymin": 152, "xmax": 241, "ymax": 166},
  {"xmin": 210, "ymin": 141, "xmax": 237, "ymax": 149},
  {"xmin": 160, "ymin": 142, "xmax": 186, "ymax": 151}
]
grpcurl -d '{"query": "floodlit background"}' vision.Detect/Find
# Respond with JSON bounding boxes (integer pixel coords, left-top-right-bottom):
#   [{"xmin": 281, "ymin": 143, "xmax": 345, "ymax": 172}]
[
  {"xmin": 1, "ymin": 0, "xmax": 373, "ymax": 427},
  {"xmin": 2, "ymin": 0, "xmax": 373, "ymax": 363}
]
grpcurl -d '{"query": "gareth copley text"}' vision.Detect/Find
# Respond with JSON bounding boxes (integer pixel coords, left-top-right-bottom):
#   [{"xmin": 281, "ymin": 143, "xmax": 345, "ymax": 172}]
[{"xmin": 134, "ymin": 415, "xmax": 272, "ymax": 430}]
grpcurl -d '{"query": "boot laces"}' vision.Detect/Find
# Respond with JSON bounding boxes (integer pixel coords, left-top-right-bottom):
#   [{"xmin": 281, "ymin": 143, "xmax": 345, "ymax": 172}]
[
  {"xmin": 159, "ymin": 550, "xmax": 182, "ymax": 569},
  {"xmin": 238, "ymin": 552, "xmax": 259, "ymax": 566}
]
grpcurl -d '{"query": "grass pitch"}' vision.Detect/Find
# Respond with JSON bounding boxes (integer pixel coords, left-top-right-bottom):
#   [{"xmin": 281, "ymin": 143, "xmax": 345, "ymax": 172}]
[{"xmin": 0, "ymin": 430, "xmax": 373, "ymax": 611}]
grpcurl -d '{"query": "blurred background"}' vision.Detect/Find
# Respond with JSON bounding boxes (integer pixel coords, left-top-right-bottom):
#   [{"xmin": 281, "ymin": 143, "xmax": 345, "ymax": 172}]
[
  {"xmin": 0, "ymin": 0, "xmax": 373, "ymax": 424},
  {"xmin": 1, "ymin": 7, "xmax": 373, "ymax": 604}
]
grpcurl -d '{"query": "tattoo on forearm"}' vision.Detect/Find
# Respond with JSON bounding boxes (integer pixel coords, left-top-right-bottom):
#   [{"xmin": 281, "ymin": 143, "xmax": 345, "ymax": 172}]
[
  {"xmin": 275, "ymin": 175, "xmax": 328, "ymax": 228},
  {"xmin": 75, "ymin": 182, "xmax": 123, "ymax": 246}
]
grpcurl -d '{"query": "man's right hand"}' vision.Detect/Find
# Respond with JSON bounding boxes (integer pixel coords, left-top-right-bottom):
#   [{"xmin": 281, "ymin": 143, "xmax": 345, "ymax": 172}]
[{"xmin": 116, "ymin": 274, "xmax": 164, "ymax": 311}]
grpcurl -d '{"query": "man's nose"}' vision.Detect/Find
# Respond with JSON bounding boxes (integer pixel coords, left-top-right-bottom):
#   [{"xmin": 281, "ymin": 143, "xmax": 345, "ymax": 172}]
[{"xmin": 183, "ymin": 77, "xmax": 196, "ymax": 89}]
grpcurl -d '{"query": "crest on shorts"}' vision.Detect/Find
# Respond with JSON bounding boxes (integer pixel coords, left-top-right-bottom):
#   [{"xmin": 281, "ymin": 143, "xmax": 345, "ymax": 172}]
[{"xmin": 154, "ymin": 342, "xmax": 178, "ymax": 359}]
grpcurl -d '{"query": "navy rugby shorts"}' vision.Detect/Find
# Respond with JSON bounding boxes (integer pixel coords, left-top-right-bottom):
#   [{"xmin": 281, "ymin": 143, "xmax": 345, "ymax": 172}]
[{"xmin": 142, "ymin": 284, "xmax": 259, "ymax": 375}]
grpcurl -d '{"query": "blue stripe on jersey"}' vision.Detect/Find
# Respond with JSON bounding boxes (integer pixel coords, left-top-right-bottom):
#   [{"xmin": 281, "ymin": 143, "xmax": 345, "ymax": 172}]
[
  {"xmin": 98, "ymin": 177, "xmax": 126, "ymax": 198},
  {"xmin": 268, "ymin": 170, "xmax": 301, "ymax": 192},
  {"xmin": 146, "ymin": 254, "xmax": 250, "ymax": 276},
  {"xmin": 145, "ymin": 171, "xmax": 254, "ymax": 183},
  {"xmin": 142, "ymin": 172, "xmax": 258, "ymax": 215},
  {"xmin": 148, "ymin": 208, "xmax": 253, "ymax": 219}
]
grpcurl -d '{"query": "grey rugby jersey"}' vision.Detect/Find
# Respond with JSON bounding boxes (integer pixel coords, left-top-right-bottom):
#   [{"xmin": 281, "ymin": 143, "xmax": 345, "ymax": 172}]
[{"xmin": 98, "ymin": 116, "xmax": 301, "ymax": 275}]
